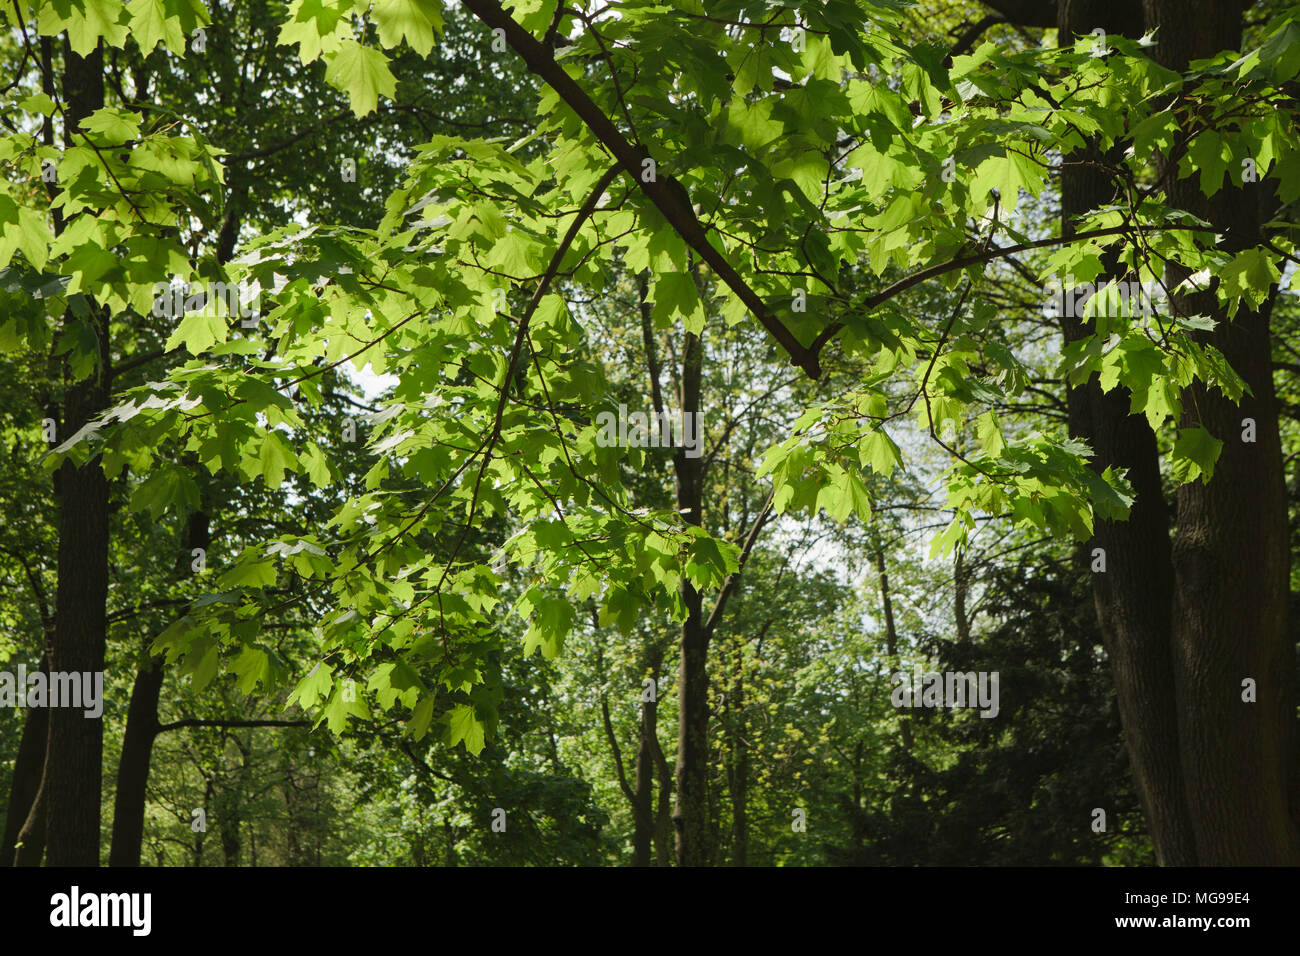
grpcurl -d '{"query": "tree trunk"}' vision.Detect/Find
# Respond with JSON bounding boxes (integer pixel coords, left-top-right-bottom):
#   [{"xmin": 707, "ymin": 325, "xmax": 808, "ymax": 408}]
[
  {"xmin": 107, "ymin": 656, "xmax": 164, "ymax": 866},
  {"xmin": 631, "ymin": 645, "xmax": 664, "ymax": 866},
  {"xmin": 726, "ymin": 632, "xmax": 748, "ymax": 866},
  {"xmin": 1052, "ymin": 0, "xmax": 1200, "ymax": 865},
  {"xmin": 653, "ymin": 736, "xmax": 674, "ymax": 865},
  {"xmin": 44, "ymin": 39, "xmax": 109, "ymax": 867},
  {"xmin": 1142, "ymin": 0, "xmax": 1298, "ymax": 862},
  {"xmin": 1049, "ymin": 0, "xmax": 1300, "ymax": 863},
  {"xmin": 2, "ymin": 657, "xmax": 49, "ymax": 864},
  {"xmin": 6, "ymin": 35, "xmax": 60, "ymax": 871},
  {"xmin": 954, "ymin": 552, "xmax": 972, "ymax": 644},
  {"xmin": 12, "ymin": 764, "xmax": 48, "ymax": 866},
  {"xmin": 109, "ymin": 509, "xmax": 209, "ymax": 866},
  {"xmin": 876, "ymin": 542, "xmax": 912, "ymax": 752},
  {"xmin": 672, "ymin": 329, "xmax": 708, "ymax": 865},
  {"xmin": 193, "ymin": 778, "xmax": 211, "ymax": 866}
]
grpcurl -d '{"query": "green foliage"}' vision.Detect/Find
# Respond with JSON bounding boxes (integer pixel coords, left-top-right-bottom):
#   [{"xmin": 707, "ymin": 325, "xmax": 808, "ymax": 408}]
[{"xmin": 2, "ymin": 0, "xmax": 1298, "ymax": 867}]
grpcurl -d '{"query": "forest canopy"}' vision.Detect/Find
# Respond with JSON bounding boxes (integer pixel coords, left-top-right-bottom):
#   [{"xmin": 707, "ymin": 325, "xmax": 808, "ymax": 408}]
[{"xmin": 1, "ymin": 0, "xmax": 1299, "ymax": 867}]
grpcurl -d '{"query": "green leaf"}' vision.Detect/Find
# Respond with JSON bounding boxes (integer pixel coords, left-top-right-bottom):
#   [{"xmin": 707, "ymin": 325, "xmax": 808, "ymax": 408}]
[
  {"xmin": 324, "ymin": 39, "xmax": 398, "ymax": 117},
  {"xmin": 1185, "ymin": 131, "xmax": 1230, "ymax": 197},
  {"xmin": 447, "ymin": 703, "xmax": 487, "ymax": 755},
  {"xmin": 258, "ymin": 431, "xmax": 298, "ymax": 488},
  {"xmin": 278, "ymin": 0, "xmax": 352, "ymax": 63},
  {"xmin": 322, "ymin": 684, "xmax": 370, "ymax": 733},
  {"xmin": 129, "ymin": 467, "xmax": 197, "ymax": 519},
  {"xmin": 188, "ymin": 639, "xmax": 219, "ymax": 691},
  {"xmin": 859, "ymin": 429, "xmax": 900, "ymax": 476},
  {"xmin": 407, "ymin": 693, "xmax": 436, "ymax": 740},
  {"xmin": 290, "ymin": 661, "xmax": 334, "ymax": 711},
  {"xmin": 79, "ymin": 107, "xmax": 142, "ymax": 146},
  {"xmin": 372, "ymin": 0, "xmax": 442, "ymax": 56},
  {"xmin": 128, "ymin": 0, "xmax": 180, "ymax": 54},
  {"xmin": 217, "ymin": 556, "xmax": 279, "ymax": 589},
  {"xmin": 976, "ymin": 411, "xmax": 1005, "ymax": 459},
  {"xmin": 17, "ymin": 93, "xmax": 55, "ymax": 116},
  {"xmin": 651, "ymin": 271, "xmax": 705, "ymax": 334},
  {"xmin": 1218, "ymin": 248, "xmax": 1280, "ymax": 312},
  {"xmin": 301, "ymin": 442, "xmax": 333, "ymax": 488},
  {"xmin": 1171, "ymin": 425, "xmax": 1224, "ymax": 485},
  {"xmin": 13, "ymin": 208, "xmax": 51, "ymax": 271},
  {"xmin": 39, "ymin": 0, "xmax": 131, "ymax": 55},
  {"xmin": 231, "ymin": 646, "xmax": 272, "ymax": 694},
  {"xmin": 165, "ymin": 308, "xmax": 228, "ymax": 354}
]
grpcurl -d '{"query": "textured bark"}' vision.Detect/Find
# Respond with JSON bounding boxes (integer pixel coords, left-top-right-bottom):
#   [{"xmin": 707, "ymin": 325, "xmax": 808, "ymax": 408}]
[
  {"xmin": 1054, "ymin": 0, "xmax": 1199, "ymax": 866},
  {"xmin": 631, "ymin": 644, "xmax": 664, "ymax": 867},
  {"xmin": 1074, "ymin": 377, "xmax": 1197, "ymax": 864},
  {"xmin": 43, "ymin": 40, "xmax": 109, "ymax": 868},
  {"xmin": 1056, "ymin": 0, "xmax": 1198, "ymax": 865},
  {"xmin": 876, "ymin": 543, "xmax": 912, "ymax": 753},
  {"xmin": 671, "ymin": 330, "xmax": 708, "ymax": 866},
  {"xmin": 725, "ymin": 632, "xmax": 749, "ymax": 867},
  {"xmin": 2, "ymin": 658, "xmax": 49, "ymax": 865},
  {"xmin": 1142, "ymin": 0, "xmax": 1298, "ymax": 863},
  {"xmin": 5, "ymin": 35, "xmax": 62, "ymax": 869},
  {"xmin": 954, "ymin": 553, "xmax": 972, "ymax": 645},
  {"xmin": 110, "ymin": 510, "xmax": 211, "ymax": 866},
  {"xmin": 12, "ymin": 769, "xmax": 47, "ymax": 867},
  {"xmin": 219, "ymin": 798, "xmax": 242, "ymax": 866},
  {"xmin": 1169, "ymin": 291, "xmax": 1297, "ymax": 862},
  {"xmin": 630, "ymin": 708, "xmax": 655, "ymax": 866},
  {"xmin": 627, "ymin": 274, "xmax": 678, "ymax": 865},
  {"xmin": 653, "ymin": 736, "xmax": 674, "ymax": 866},
  {"xmin": 106, "ymin": 656, "xmax": 164, "ymax": 866},
  {"xmin": 1057, "ymin": 0, "xmax": 1299, "ymax": 863},
  {"xmin": 193, "ymin": 778, "xmax": 211, "ymax": 865}
]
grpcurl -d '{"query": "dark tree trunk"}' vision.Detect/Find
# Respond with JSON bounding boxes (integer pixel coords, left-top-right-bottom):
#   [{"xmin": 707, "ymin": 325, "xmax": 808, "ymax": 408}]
[
  {"xmin": 954, "ymin": 552, "xmax": 971, "ymax": 645},
  {"xmin": 12, "ymin": 770, "xmax": 48, "ymax": 867},
  {"xmin": 107, "ymin": 657, "xmax": 164, "ymax": 866},
  {"xmin": 672, "ymin": 329, "xmax": 708, "ymax": 866},
  {"xmin": 44, "ymin": 39, "xmax": 109, "ymax": 868},
  {"xmin": 633, "ymin": 268, "xmax": 678, "ymax": 866},
  {"xmin": 109, "ymin": 509, "xmax": 209, "ymax": 866},
  {"xmin": 653, "ymin": 736, "xmax": 674, "ymax": 865},
  {"xmin": 876, "ymin": 542, "xmax": 912, "ymax": 752},
  {"xmin": 218, "ymin": 733, "xmax": 249, "ymax": 866},
  {"xmin": 1142, "ymin": 0, "xmax": 1298, "ymax": 862},
  {"xmin": 726, "ymin": 632, "xmax": 748, "ymax": 866},
  {"xmin": 1044, "ymin": 0, "xmax": 1300, "ymax": 863},
  {"xmin": 631, "ymin": 645, "xmax": 664, "ymax": 867},
  {"xmin": 193, "ymin": 778, "xmax": 211, "ymax": 866},
  {"xmin": 2, "ymin": 657, "xmax": 49, "ymax": 865},
  {"xmin": 219, "ymin": 804, "xmax": 242, "ymax": 866},
  {"xmin": 1053, "ymin": 0, "xmax": 1200, "ymax": 866},
  {"xmin": 6, "ymin": 35, "xmax": 61, "ymax": 871}
]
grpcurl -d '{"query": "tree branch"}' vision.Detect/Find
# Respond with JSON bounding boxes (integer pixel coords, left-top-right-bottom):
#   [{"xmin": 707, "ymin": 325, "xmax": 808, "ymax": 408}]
[
  {"xmin": 810, "ymin": 222, "xmax": 1206, "ymax": 356},
  {"xmin": 947, "ymin": 14, "xmax": 1005, "ymax": 65},
  {"xmin": 977, "ymin": 0, "xmax": 1057, "ymax": 28},
  {"xmin": 155, "ymin": 718, "xmax": 310, "ymax": 734},
  {"xmin": 600, "ymin": 694, "xmax": 636, "ymax": 805},
  {"xmin": 704, "ymin": 489, "xmax": 775, "ymax": 638},
  {"xmin": 460, "ymin": 0, "xmax": 821, "ymax": 378}
]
